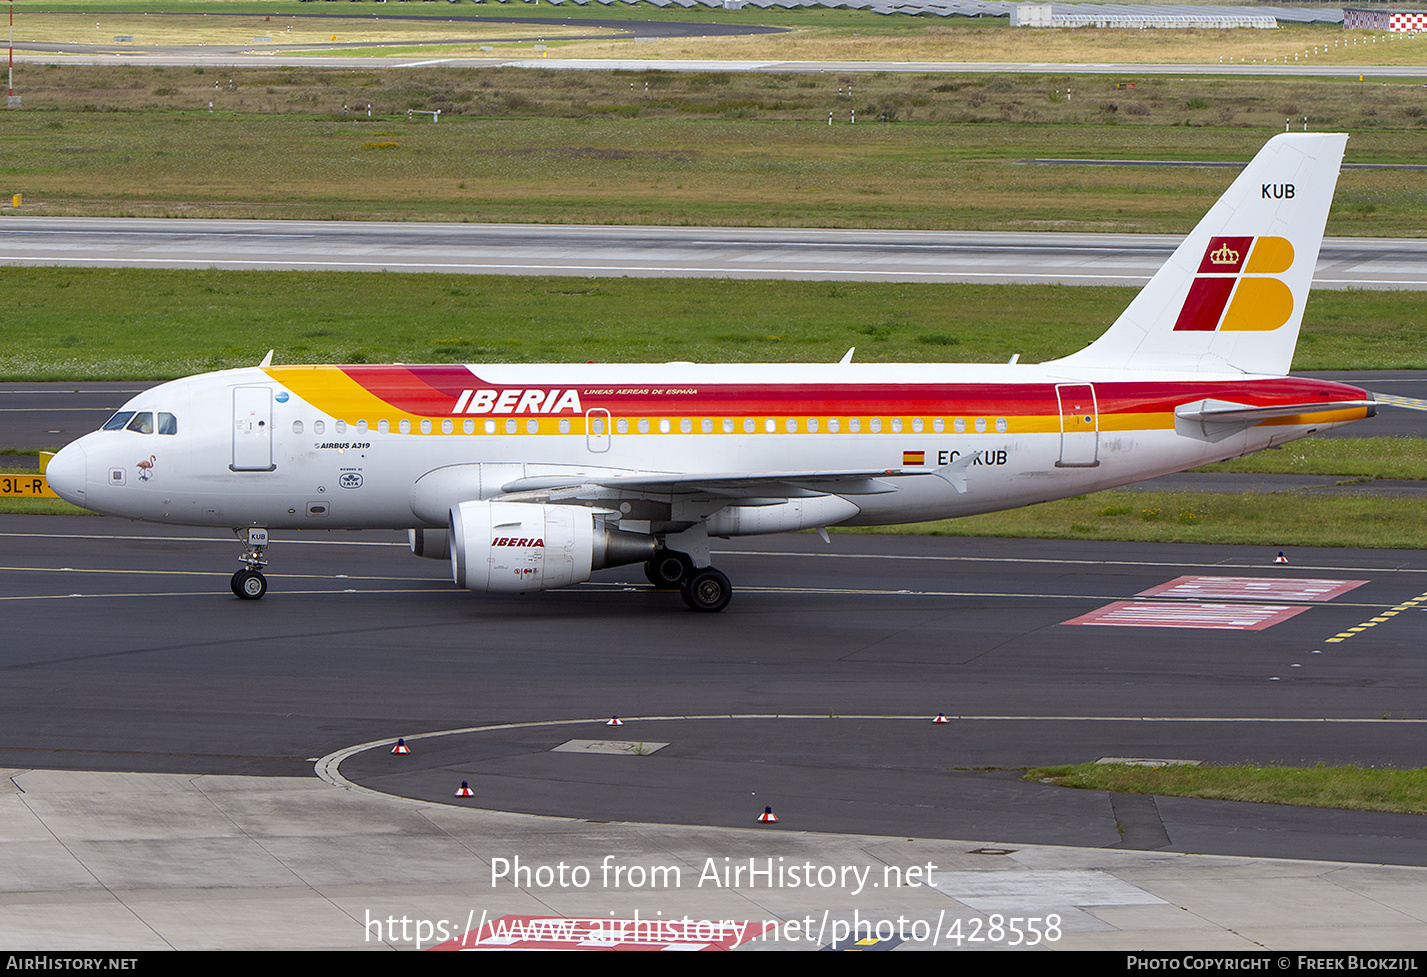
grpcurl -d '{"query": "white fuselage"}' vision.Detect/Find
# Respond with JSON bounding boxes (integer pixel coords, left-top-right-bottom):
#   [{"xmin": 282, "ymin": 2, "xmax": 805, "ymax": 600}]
[{"xmin": 45, "ymin": 361, "xmax": 1372, "ymax": 536}]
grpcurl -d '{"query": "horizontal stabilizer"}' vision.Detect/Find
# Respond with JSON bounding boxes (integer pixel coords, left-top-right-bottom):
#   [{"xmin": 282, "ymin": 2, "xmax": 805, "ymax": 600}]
[{"xmin": 1175, "ymin": 398, "xmax": 1376, "ymax": 423}]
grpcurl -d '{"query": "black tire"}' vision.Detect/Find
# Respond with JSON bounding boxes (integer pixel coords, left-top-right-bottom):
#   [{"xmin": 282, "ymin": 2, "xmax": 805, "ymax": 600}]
[
  {"xmin": 230, "ymin": 570, "xmax": 244, "ymax": 597},
  {"xmin": 680, "ymin": 567, "xmax": 732, "ymax": 613},
  {"xmin": 645, "ymin": 550, "xmax": 693, "ymax": 589},
  {"xmin": 234, "ymin": 569, "xmax": 267, "ymax": 600}
]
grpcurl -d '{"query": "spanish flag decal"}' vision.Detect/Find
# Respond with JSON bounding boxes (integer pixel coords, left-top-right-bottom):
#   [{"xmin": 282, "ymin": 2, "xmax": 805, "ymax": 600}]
[{"xmin": 903, "ymin": 450, "xmax": 925, "ymax": 466}]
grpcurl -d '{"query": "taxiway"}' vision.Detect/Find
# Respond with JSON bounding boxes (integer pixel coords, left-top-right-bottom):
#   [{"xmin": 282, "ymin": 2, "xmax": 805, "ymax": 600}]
[{"xmin": 4, "ymin": 519, "xmax": 1427, "ymax": 867}]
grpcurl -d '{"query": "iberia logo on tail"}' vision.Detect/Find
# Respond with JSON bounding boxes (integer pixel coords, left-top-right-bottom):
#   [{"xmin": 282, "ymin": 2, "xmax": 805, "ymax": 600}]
[{"xmin": 1173, "ymin": 235, "xmax": 1296, "ymax": 333}]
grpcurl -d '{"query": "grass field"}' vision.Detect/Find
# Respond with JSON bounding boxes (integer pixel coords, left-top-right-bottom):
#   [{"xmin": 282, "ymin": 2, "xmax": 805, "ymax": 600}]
[
  {"xmin": 3, "ymin": 268, "xmax": 1427, "ymax": 379},
  {"xmin": 1028, "ymin": 763, "xmax": 1427, "ymax": 815},
  {"xmin": 6, "ymin": 64, "xmax": 1427, "ymax": 232}
]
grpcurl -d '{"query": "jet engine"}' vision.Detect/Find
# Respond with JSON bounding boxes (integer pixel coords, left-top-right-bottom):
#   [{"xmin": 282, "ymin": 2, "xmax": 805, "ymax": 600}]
[{"xmin": 448, "ymin": 500, "xmax": 655, "ymax": 593}]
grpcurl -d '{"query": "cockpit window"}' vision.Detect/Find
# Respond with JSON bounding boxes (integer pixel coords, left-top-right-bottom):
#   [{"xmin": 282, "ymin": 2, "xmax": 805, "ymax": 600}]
[
  {"xmin": 158, "ymin": 412, "xmax": 177, "ymax": 436},
  {"xmin": 102, "ymin": 411, "xmax": 136, "ymax": 431},
  {"xmin": 125, "ymin": 412, "xmax": 154, "ymax": 435}
]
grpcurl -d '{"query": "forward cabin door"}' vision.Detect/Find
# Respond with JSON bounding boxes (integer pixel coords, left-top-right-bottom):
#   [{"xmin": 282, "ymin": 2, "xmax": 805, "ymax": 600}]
[
  {"xmin": 1055, "ymin": 383, "xmax": 1099, "ymax": 468},
  {"xmin": 232, "ymin": 386, "xmax": 275, "ymax": 472}
]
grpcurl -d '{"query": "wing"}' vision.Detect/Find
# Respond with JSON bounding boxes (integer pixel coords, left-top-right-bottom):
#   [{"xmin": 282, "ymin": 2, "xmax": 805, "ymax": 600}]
[
  {"xmin": 408, "ymin": 451, "xmax": 992, "ymax": 531},
  {"xmin": 498, "ymin": 468, "xmax": 902, "ymax": 501},
  {"xmin": 496, "ymin": 449, "xmax": 987, "ymax": 507}
]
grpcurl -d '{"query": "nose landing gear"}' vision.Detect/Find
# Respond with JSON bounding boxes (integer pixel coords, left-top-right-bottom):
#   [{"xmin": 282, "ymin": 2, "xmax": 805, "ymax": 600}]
[{"xmin": 231, "ymin": 527, "xmax": 269, "ymax": 600}]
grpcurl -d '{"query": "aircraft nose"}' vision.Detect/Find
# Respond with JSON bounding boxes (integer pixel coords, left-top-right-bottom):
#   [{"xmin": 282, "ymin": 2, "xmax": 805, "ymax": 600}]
[{"xmin": 45, "ymin": 442, "xmax": 88, "ymax": 506}]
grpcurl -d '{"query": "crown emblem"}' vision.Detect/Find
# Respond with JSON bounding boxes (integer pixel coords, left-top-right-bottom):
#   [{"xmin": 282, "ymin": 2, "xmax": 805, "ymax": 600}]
[{"xmin": 1209, "ymin": 244, "xmax": 1240, "ymax": 265}]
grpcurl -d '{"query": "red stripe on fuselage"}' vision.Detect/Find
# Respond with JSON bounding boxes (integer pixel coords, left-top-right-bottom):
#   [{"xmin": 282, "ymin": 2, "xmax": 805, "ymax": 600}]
[
  {"xmin": 331, "ymin": 368, "xmax": 1367, "ymax": 421},
  {"xmin": 342, "ymin": 365, "xmax": 478, "ymax": 415}
]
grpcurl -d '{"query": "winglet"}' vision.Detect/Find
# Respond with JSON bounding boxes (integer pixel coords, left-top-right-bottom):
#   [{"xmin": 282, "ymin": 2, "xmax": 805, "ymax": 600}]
[
  {"xmin": 259, "ymin": 349, "xmax": 274, "ymax": 368},
  {"xmin": 839, "ymin": 347, "xmax": 855, "ymax": 365}
]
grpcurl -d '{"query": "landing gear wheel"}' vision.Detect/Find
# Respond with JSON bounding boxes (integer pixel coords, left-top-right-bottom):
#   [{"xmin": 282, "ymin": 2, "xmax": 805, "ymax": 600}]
[
  {"xmin": 680, "ymin": 567, "xmax": 732, "ymax": 613},
  {"xmin": 645, "ymin": 550, "xmax": 693, "ymax": 589},
  {"xmin": 232, "ymin": 568, "xmax": 267, "ymax": 600}
]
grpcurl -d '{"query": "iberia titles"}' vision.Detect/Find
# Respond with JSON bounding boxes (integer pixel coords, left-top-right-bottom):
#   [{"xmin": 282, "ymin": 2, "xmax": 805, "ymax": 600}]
[{"xmin": 451, "ymin": 389, "xmax": 583, "ymax": 415}]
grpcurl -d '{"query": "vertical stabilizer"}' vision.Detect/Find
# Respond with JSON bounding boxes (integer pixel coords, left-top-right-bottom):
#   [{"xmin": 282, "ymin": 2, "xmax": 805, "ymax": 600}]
[{"xmin": 1049, "ymin": 133, "xmax": 1347, "ymax": 376}]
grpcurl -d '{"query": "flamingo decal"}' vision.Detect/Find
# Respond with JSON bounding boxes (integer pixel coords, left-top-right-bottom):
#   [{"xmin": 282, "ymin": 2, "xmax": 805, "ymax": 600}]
[{"xmin": 136, "ymin": 456, "xmax": 156, "ymax": 482}]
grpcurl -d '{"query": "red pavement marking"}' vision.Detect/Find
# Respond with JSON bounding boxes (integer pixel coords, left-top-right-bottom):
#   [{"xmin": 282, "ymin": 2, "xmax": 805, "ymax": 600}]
[
  {"xmin": 1062, "ymin": 601, "xmax": 1310, "ymax": 631},
  {"xmin": 1135, "ymin": 576, "xmax": 1368, "ymax": 602}
]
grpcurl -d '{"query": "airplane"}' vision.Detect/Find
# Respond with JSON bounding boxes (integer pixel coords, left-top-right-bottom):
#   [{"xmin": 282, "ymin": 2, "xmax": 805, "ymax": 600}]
[{"xmin": 43, "ymin": 133, "xmax": 1375, "ymax": 612}]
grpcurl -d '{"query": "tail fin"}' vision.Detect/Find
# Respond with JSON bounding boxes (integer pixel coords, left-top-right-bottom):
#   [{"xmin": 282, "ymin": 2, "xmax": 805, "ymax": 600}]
[{"xmin": 1049, "ymin": 133, "xmax": 1347, "ymax": 376}]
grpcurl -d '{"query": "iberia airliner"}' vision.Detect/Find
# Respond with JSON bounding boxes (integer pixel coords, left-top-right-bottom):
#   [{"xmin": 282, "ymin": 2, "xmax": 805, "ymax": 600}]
[{"xmin": 44, "ymin": 134, "xmax": 1374, "ymax": 611}]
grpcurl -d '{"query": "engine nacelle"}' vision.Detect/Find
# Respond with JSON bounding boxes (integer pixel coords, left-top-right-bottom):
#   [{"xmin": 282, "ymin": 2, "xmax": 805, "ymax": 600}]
[{"xmin": 449, "ymin": 500, "xmax": 655, "ymax": 593}]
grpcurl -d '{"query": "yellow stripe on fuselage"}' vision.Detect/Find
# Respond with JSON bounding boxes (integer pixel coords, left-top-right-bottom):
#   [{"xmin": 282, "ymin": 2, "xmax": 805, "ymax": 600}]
[{"xmin": 264, "ymin": 366, "xmax": 428, "ymax": 428}]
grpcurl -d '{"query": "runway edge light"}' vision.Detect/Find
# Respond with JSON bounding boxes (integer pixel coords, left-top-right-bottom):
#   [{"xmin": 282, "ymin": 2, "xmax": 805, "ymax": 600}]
[
  {"xmin": 1275, "ymin": 551, "xmax": 1289, "ymax": 564},
  {"xmin": 391, "ymin": 738, "xmax": 410, "ymax": 755},
  {"xmin": 933, "ymin": 713, "xmax": 950, "ymax": 724},
  {"xmin": 758, "ymin": 806, "xmax": 778, "ymax": 824},
  {"xmin": 607, "ymin": 716, "xmax": 623, "ymax": 727},
  {"xmin": 455, "ymin": 781, "xmax": 474, "ymax": 798}
]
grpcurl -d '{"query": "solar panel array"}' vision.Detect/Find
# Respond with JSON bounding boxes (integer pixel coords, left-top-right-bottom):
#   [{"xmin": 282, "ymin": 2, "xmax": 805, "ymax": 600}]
[{"xmin": 537, "ymin": 0, "xmax": 1346, "ymax": 24}]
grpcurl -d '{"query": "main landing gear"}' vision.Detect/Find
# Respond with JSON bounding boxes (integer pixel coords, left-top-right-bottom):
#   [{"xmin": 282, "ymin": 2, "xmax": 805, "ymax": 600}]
[
  {"xmin": 644, "ymin": 548, "xmax": 732, "ymax": 613},
  {"xmin": 231, "ymin": 527, "xmax": 269, "ymax": 600}
]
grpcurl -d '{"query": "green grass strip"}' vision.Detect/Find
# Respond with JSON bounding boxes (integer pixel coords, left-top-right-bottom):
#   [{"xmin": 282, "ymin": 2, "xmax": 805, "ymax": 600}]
[
  {"xmin": 1195, "ymin": 437, "xmax": 1427, "ymax": 481},
  {"xmin": 840, "ymin": 490, "xmax": 1427, "ymax": 549},
  {"xmin": 1028, "ymin": 762, "xmax": 1427, "ymax": 816},
  {"xmin": 4, "ymin": 268, "xmax": 1427, "ymax": 380}
]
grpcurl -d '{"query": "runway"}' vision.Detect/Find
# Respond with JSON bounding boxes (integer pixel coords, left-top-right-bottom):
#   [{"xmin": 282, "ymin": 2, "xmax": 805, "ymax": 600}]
[{"xmin": 4, "ymin": 218, "xmax": 1425, "ymax": 288}]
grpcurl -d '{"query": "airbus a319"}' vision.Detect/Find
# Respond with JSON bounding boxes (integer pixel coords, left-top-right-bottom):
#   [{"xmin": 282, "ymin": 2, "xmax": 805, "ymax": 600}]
[{"xmin": 44, "ymin": 134, "xmax": 1374, "ymax": 612}]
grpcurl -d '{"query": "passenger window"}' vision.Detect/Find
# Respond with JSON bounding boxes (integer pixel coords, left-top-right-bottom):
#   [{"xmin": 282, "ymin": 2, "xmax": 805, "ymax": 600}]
[
  {"xmin": 292, "ymin": 420, "xmax": 304, "ymax": 435},
  {"xmin": 126, "ymin": 412, "xmax": 154, "ymax": 434},
  {"xmin": 102, "ymin": 411, "xmax": 136, "ymax": 431},
  {"xmin": 158, "ymin": 413, "xmax": 178, "ymax": 435}
]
